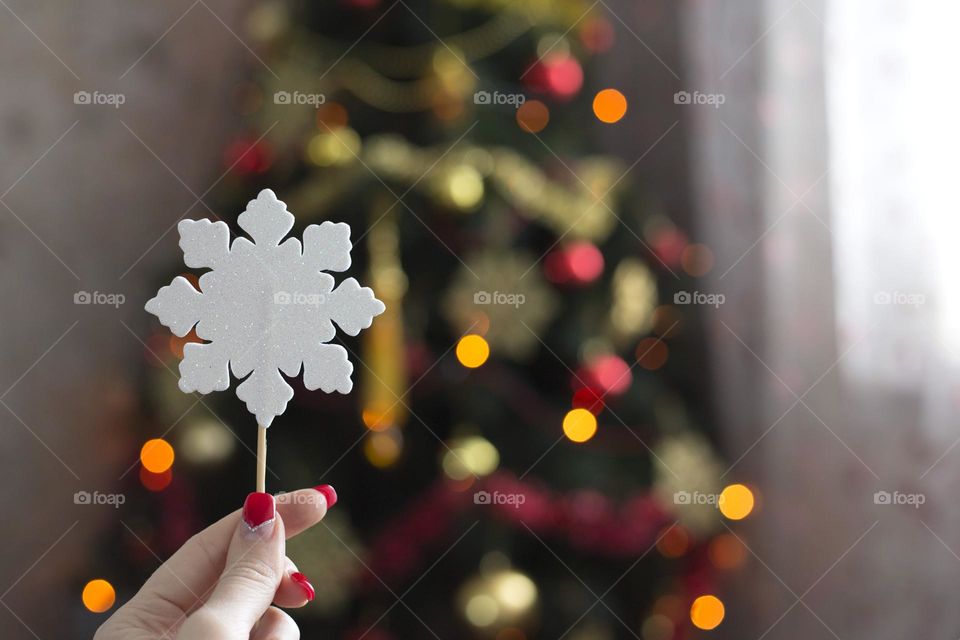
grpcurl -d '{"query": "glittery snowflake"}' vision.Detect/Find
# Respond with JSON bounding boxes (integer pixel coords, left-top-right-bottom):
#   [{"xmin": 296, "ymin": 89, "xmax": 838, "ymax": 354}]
[{"xmin": 145, "ymin": 189, "xmax": 385, "ymax": 427}]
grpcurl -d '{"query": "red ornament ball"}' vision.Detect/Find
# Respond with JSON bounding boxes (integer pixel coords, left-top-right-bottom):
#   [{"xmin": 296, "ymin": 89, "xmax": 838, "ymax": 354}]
[
  {"xmin": 545, "ymin": 241, "xmax": 605, "ymax": 285},
  {"xmin": 223, "ymin": 137, "xmax": 273, "ymax": 175},
  {"xmin": 524, "ymin": 54, "xmax": 584, "ymax": 101},
  {"xmin": 579, "ymin": 353, "xmax": 632, "ymax": 397},
  {"xmin": 572, "ymin": 386, "xmax": 605, "ymax": 414}
]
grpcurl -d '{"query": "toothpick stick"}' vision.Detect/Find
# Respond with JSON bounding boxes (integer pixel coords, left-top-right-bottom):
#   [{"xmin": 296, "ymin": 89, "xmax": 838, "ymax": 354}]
[{"xmin": 256, "ymin": 425, "xmax": 267, "ymax": 493}]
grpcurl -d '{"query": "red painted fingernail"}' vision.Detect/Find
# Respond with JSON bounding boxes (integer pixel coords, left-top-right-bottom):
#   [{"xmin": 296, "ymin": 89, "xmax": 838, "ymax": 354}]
[
  {"xmin": 313, "ymin": 484, "xmax": 338, "ymax": 509},
  {"xmin": 290, "ymin": 572, "xmax": 315, "ymax": 602},
  {"xmin": 242, "ymin": 492, "xmax": 275, "ymax": 531}
]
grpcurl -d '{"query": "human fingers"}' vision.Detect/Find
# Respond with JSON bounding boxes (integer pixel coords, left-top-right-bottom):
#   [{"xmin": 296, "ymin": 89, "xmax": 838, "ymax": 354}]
[
  {"xmin": 273, "ymin": 557, "xmax": 315, "ymax": 609},
  {"xmin": 178, "ymin": 492, "xmax": 285, "ymax": 638},
  {"xmin": 250, "ymin": 606, "xmax": 300, "ymax": 640}
]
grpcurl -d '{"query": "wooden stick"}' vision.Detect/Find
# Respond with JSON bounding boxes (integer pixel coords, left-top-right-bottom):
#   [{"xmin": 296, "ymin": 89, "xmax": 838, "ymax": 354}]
[{"xmin": 256, "ymin": 425, "xmax": 267, "ymax": 493}]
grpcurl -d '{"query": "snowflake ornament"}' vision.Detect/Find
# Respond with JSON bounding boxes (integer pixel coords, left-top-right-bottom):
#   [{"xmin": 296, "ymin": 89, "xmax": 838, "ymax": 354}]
[{"xmin": 145, "ymin": 189, "xmax": 385, "ymax": 427}]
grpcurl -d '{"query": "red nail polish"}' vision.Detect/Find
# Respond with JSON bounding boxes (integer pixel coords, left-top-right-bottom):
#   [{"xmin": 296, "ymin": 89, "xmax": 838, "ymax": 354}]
[
  {"xmin": 242, "ymin": 492, "xmax": 275, "ymax": 531},
  {"xmin": 313, "ymin": 484, "xmax": 337, "ymax": 509},
  {"xmin": 290, "ymin": 572, "xmax": 315, "ymax": 602}
]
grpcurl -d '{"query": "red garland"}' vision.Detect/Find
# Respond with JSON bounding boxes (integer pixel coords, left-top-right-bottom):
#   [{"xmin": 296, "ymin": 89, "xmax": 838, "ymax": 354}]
[{"xmin": 362, "ymin": 471, "xmax": 675, "ymax": 589}]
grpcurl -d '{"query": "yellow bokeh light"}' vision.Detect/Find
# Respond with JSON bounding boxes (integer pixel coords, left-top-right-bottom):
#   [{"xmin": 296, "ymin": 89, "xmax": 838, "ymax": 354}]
[
  {"xmin": 82, "ymin": 579, "xmax": 116, "ymax": 613},
  {"xmin": 593, "ymin": 89, "xmax": 628, "ymax": 123},
  {"xmin": 642, "ymin": 614, "xmax": 674, "ymax": 640},
  {"xmin": 690, "ymin": 594, "xmax": 725, "ymax": 630},
  {"xmin": 718, "ymin": 483, "xmax": 755, "ymax": 520},
  {"xmin": 443, "ymin": 436, "xmax": 500, "ymax": 480},
  {"xmin": 140, "ymin": 438, "xmax": 175, "ymax": 473},
  {"xmin": 562, "ymin": 408, "xmax": 597, "ymax": 443},
  {"xmin": 307, "ymin": 128, "xmax": 361, "ymax": 166},
  {"xmin": 456, "ymin": 335, "xmax": 490, "ymax": 368},
  {"xmin": 364, "ymin": 430, "xmax": 402, "ymax": 468},
  {"xmin": 444, "ymin": 165, "xmax": 485, "ymax": 211},
  {"xmin": 465, "ymin": 594, "xmax": 500, "ymax": 627}
]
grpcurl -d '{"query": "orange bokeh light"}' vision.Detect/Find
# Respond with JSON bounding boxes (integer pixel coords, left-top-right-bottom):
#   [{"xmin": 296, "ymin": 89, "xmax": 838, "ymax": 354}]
[
  {"xmin": 593, "ymin": 89, "xmax": 628, "ymax": 123},
  {"xmin": 681, "ymin": 243, "xmax": 715, "ymax": 277},
  {"xmin": 708, "ymin": 533, "xmax": 748, "ymax": 570},
  {"xmin": 516, "ymin": 100, "xmax": 550, "ymax": 133},
  {"xmin": 636, "ymin": 337, "xmax": 669, "ymax": 370},
  {"xmin": 140, "ymin": 438, "xmax": 175, "ymax": 473},
  {"xmin": 690, "ymin": 595, "xmax": 725, "ymax": 630},
  {"xmin": 82, "ymin": 579, "xmax": 116, "ymax": 613},
  {"xmin": 656, "ymin": 524, "xmax": 690, "ymax": 558}
]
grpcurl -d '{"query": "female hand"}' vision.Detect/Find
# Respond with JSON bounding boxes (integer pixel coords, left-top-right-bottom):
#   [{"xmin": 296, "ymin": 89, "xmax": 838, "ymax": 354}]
[{"xmin": 95, "ymin": 485, "xmax": 338, "ymax": 640}]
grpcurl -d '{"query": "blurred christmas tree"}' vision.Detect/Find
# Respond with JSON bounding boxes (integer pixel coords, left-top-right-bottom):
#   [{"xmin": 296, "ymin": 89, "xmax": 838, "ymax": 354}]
[{"xmin": 111, "ymin": 1, "xmax": 750, "ymax": 638}]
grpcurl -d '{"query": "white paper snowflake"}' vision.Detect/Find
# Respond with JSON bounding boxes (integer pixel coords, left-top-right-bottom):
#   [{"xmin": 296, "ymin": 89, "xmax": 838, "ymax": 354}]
[{"xmin": 145, "ymin": 189, "xmax": 385, "ymax": 427}]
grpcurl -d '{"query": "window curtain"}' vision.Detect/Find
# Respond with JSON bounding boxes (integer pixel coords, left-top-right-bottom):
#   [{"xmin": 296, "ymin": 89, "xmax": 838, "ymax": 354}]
[{"xmin": 683, "ymin": 0, "xmax": 960, "ymax": 637}]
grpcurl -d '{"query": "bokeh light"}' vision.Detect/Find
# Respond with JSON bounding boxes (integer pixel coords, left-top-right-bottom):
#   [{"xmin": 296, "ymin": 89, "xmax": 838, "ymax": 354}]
[
  {"xmin": 572, "ymin": 386, "xmax": 605, "ymax": 414},
  {"xmin": 140, "ymin": 438, "xmax": 175, "ymax": 473},
  {"xmin": 690, "ymin": 594, "xmax": 725, "ymax": 630},
  {"xmin": 362, "ymin": 406, "xmax": 395, "ymax": 432},
  {"xmin": 316, "ymin": 102, "xmax": 348, "ymax": 129},
  {"xmin": 544, "ymin": 241, "xmax": 604, "ymax": 285},
  {"xmin": 443, "ymin": 165, "xmax": 485, "ymax": 211},
  {"xmin": 307, "ymin": 128, "xmax": 361, "ymax": 166},
  {"xmin": 456, "ymin": 335, "xmax": 490, "ymax": 368},
  {"xmin": 563, "ymin": 408, "xmax": 598, "ymax": 443},
  {"xmin": 719, "ymin": 483, "xmax": 755, "ymax": 520},
  {"xmin": 364, "ymin": 429, "xmax": 403, "ymax": 468},
  {"xmin": 656, "ymin": 524, "xmax": 690, "ymax": 558},
  {"xmin": 465, "ymin": 594, "xmax": 499, "ymax": 627},
  {"xmin": 636, "ymin": 337, "xmax": 669, "ymax": 370},
  {"xmin": 651, "ymin": 305, "xmax": 682, "ymax": 338},
  {"xmin": 593, "ymin": 89, "xmax": 628, "ymax": 123},
  {"xmin": 82, "ymin": 579, "xmax": 116, "ymax": 613},
  {"xmin": 708, "ymin": 533, "xmax": 748, "ymax": 570},
  {"xmin": 140, "ymin": 466, "xmax": 173, "ymax": 492},
  {"xmin": 641, "ymin": 614, "xmax": 674, "ymax": 640},
  {"xmin": 516, "ymin": 100, "xmax": 550, "ymax": 133},
  {"xmin": 582, "ymin": 354, "xmax": 632, "ymax": 396},
  {"xmin": 179, "ymin": 419, "xmax": 235, "ymax": 465},
  {"xmin": 681, "ymin": 243, "xmax": 715, "ymax": 277},
  {"xmin": 544, "ymin": 55, "xmax": 583, "ymax": 99},
  {"xmin": 443, "ymin": 435, "xmax": 500, "ymax": 480},
  {"xmin": 580, "ymin": 16, "xmax": 615, "ymax": 53}
]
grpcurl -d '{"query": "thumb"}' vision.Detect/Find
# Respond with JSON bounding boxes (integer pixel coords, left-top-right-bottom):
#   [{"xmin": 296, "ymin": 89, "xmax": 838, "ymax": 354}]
[{"xmin": 182, "ymin": 492, "xmax": 285, "ymax": 637}]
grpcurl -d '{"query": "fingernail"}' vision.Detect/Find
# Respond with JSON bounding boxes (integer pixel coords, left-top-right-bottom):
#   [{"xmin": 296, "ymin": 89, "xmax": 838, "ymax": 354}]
[
  {"xmin": 313, "ymin": 484, "xmax": 338, "ymax": 509},
  {"xmin": 290, "ymin": 572, "xmax": 315, "ymax": 602},
  {"xmin": 242, "ymin": 492, "xmax": 275, "ymax": 532}
]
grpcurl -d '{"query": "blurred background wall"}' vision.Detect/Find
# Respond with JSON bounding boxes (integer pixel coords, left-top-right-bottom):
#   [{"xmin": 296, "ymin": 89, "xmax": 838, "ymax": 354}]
[{"xmin": 0, "ymin": 1, "xmax": 252, "ymax": 636}]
